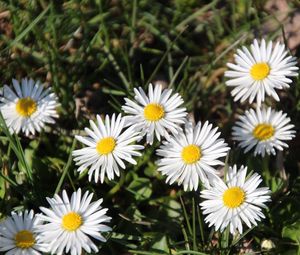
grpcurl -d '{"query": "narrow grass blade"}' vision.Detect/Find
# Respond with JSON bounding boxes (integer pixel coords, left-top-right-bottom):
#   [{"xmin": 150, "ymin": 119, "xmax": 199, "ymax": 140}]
[
  {"xmin": 179, "ymin": 195, "xmax": 193, "ymax": 236},
  {"xmin": 196, "ymin": 202, "xmax": 205, "ymax": 244},
  {"xmin": 192, "ymin": 197, "xmax": 198, "ymax": 251},
  {"xmin": 0, "ymin": 170, "xmax": 17, "ymax": 187},
  {"xmin": 54, "ymin": 138, "xmax": 77, "ymax": 194},
  {"xmin": 2, "ymin": 4, "xmax": 51, "ymax": 53},
  {"xmin": 169, "ymin": 56, "xmax": 189, "ymax": 88},
  {"xmin": 175, "ymin": 0, "xmax": 219, "ymax": 31},
  {"xmin": 128, "ymin": 251, "xmax": 168, "ymax": 255},
  {"xmin": 0, "ymin": 112, "xmax": 33, "ymax": 182},
  {"xmin": 144, "ymin": 27, "xmax": 188, "ymax": 87},
  {"xmin": 231, "ymin": 227, "xmax": 254, "ymax": 247},
  {"xmin": 175, "ymin": 251, "xmax": 209, "ymax": 255}
]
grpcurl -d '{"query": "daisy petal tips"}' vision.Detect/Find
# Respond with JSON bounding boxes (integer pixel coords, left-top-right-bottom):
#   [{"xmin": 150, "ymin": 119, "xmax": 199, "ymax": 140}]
[
  {"xmin": 156, "ymin": 121, "xmax": 230, "ymax": 190},
  {"xmin": 0, "ymin": 78, "xmax": 59, "ymax": 136},
  {"xmin": 200, "ymin": 165, "xmax": 271, "ymax": 235},
  {"xmin": 232, "ymin": 107, "xmax": 296, "ymax": 157},
  {"xmin": 0, "ymin": 210, "xmax": 48, "ymax": 255},
  {"xmin": 36, "ymin": 188, "xmax": 111, "ymax": 255},
  {"xmin": 122, "ymin": 83, "xmax": 187, "ymax": 145},
  {"xmin": 225, "ymin": 39, "xmax": 298, "ymax": 105},
  {"xmin": 73, "ymin": 113, "xmax": 144, "ymax": 183}
]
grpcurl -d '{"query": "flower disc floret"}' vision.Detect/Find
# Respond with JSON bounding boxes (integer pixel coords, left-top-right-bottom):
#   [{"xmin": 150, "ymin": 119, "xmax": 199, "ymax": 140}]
[
  {"xmin": 62, "ymin": 212, "xmax": 82, "ymax": 231},
  {"xmin": 96, "ymin": 137, "xmax": 116, "ymax": 155},
  {"xmin": 253, "ymin": 124, "xmax": 274, "ymax": 141},
  {"xmin": 144, "ymin": 103, "xmax": 165, "ymax": 121},
  {"xmin": 250, "ymin": 62, "xmax": 270, "ymax": 80},
  {"xmin": 15, "ymin": 97, "xmax": 37, "ymax": 117},
  {"xmin": 223, "ymin": 187, "xmax": 245, "ymax": 208},
  {"xmin": 15, "ymin": 230, "xmax": 35, "ymax": 249},
  {"xmin": 181, "ymin": 145, "xmax": 201, "ymax": 164}
]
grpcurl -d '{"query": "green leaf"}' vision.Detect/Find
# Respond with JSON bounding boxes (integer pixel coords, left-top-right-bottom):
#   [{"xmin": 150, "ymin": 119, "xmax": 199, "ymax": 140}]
[
  {"xmin": 111, "ymin": 232, "xmax": 142, "ymax": 241},
  {"xmin": 24, "ymin": 148, "xmax": 34, "ymax": 170},
  {"xmin": 281, "ymin": 249, "xmax": 299, "ymax": 255},
  {"xmin": 270, "ymin": 177, "xmax": 285, "ymax": 193},
  {"xmin": 152, "ymin": 235, "xmax": 168, "ymax": 251},
  {"xmin": 282, "ymin": 221, "xmax": 300, "ymax": 244},
  {"xmin": 166, "ymin": 199, "xmax": 181, "ymax": 219},
  {"xmin": 128, "ymin": 177, "xmax": 152, "ymax": 201}
]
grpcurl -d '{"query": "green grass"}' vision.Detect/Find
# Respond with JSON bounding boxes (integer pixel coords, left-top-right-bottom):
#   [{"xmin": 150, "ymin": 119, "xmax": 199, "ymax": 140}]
[{"xmin": 0, "ymin": 0, "xmax": 300, "ymax": 254}]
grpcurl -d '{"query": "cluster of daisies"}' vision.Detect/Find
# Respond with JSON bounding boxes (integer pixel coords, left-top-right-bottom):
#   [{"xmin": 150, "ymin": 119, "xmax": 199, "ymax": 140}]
[
  {"xmin": 226, "ymin": 39, "xmax": 297, "ymax": 156},
  {"xmin": 0, "ymin": 38, "xmax": 298, "ymax": 254},
  {"xmin": 0, "ymin": 189, "xmax": 111, "ymax": 255}
]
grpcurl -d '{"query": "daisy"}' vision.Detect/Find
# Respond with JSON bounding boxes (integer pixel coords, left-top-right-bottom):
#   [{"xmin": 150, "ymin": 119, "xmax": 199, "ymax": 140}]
[
  {"xmin": 0, "ymin": 210, "xmax": 48, "ymax": 255},
  {"xmin": 73, "ymin": 113, "xmax": 144, "ymax": 183},
  {"xmin": 232, "ymin": 107, "xmax": 295, "ymax": 156},
  {"xmin": 36, "ymin": 188, "xmax": 111, "ymax": 255},
  {"xmin": 225, "ymin": 39, "xmax": 298, "ymax": 105},
  {"xmin": 200, "ymin": 165, "xmax": 271, "ymax": 235},
  {"xmin": 156, "ymin": 121, "xmax": 230, "ymax": 190},
  {"xmin": 122, "ymin": 83, "xmax": 187, "ymax": 145},
  {"xmin": 0, "ymin": 78, "xmax": 59, "ymax": 136}
]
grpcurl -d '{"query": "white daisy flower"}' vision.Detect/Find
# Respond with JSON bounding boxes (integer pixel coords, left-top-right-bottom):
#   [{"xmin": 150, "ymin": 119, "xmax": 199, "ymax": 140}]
[
  {"xmin": 0, "ymin": 210, "xmax": 48, "ymax": 255},
  {"xmin": 73, "ymin": 113, "xmax": 144, "ymax": 183},
  {"xmin": 200, "ymin": 165, "xmax": 271, "ymax": 235},
  {"xmin": 156, "ymin": 121, "xmax": 230, "ymax": 190},
  {"xmin": 122, "ymin": 83, "xmax": 187, "ymax": 145},
  {"xmin": 232, "ymin": 107, "xmax": 296, "ymax": 156},
  {"xmin": 36, "ymin": 188, "xmax": 111, "ymax": 255},
  {"xmin": 0, "ymin": 78, "xmax": 59, "ymax": 136},
  {"xmin": 225, "ymin": 39, "xmax": 298, "ymax": 105}
]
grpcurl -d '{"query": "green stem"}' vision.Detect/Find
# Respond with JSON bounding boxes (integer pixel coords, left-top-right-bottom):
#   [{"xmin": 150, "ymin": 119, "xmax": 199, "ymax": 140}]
[
  {"xmin": 106, "ymin": 171, "xmax": 125, "ymax": 197},
  {"xmin": 181, "ymin": 224, "xmax": 191, "ymax": 251},
  {"xmin": 196, "ymin": 202, "xmax": 205, "ymax": 244},
  {"xmin": 192, "ymin": 197, "xmax": 198, "ymax": 251},
  {"xmin": 179, "ymin": 194, "xmax": 193, "ymax": 235}
]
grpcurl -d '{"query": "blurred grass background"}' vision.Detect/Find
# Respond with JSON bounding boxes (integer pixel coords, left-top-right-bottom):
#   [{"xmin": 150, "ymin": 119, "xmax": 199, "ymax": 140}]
[{"xmin": 0, "ymin": 0, "xmax": 300, "ymax": 254}]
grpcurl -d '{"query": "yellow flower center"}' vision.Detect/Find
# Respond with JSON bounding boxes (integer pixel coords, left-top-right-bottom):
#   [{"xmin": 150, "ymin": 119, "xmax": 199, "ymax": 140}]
[
  {"xmin": 223, "ymin": 187, "xmax": 245, "ymax": 208},
  {"xmin": 181, "ymin": 144, "xmax": 202, "ymax": 164},
  {"xmin": 62, "ymin": 212, "xmax": 82, "ymax": 231},
  {"xmin": 250, "ymin": 62, "xmax": 270, "ymax": 80},
  {"xmin": 144, "ymin": 103, "xmax": 165, "ymax": 121},
  {"xmin": 253, "ymin": 123, "xmax": 274, "ymax": 141},
  {"xmin": 96, "ymin": 137, "xmax": 116, "ymax": 155},
  {"xmin": 15, "ymin": 230, "xmax": 35, "ymax": 249},
  {"xmin": 15, "ymin": 97, "xmax": 37, "ymax": 117}
]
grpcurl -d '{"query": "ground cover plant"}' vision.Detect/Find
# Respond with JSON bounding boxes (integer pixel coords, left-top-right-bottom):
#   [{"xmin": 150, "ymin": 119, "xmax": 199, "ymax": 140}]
[{"xmin": 0, "ymin": 0, "xmax": 300, "ymax": 254}]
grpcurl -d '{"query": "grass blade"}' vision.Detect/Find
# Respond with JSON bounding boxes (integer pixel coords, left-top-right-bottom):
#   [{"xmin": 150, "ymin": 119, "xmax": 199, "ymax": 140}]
[
  {"xmin": 54, "ymin": 138, "xmax": 77, "ymax": 194},
  {"xmin": 0, "ymin": 112, "xmax": 33, "ymax": 182},
  {"xmin": 179, "ymin": 195, "xmax": 192, "ymax": 236},
  {"xmin": 2, "ymin": 4, "xmax": 51, "ymax": 53},
  {"xmin": 175, "ymin": 0, "xmax": 219, "ymax": 31},
  {"xmin": 144, "ymin": 27, "xmax": 188, "ymax": 87}
]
